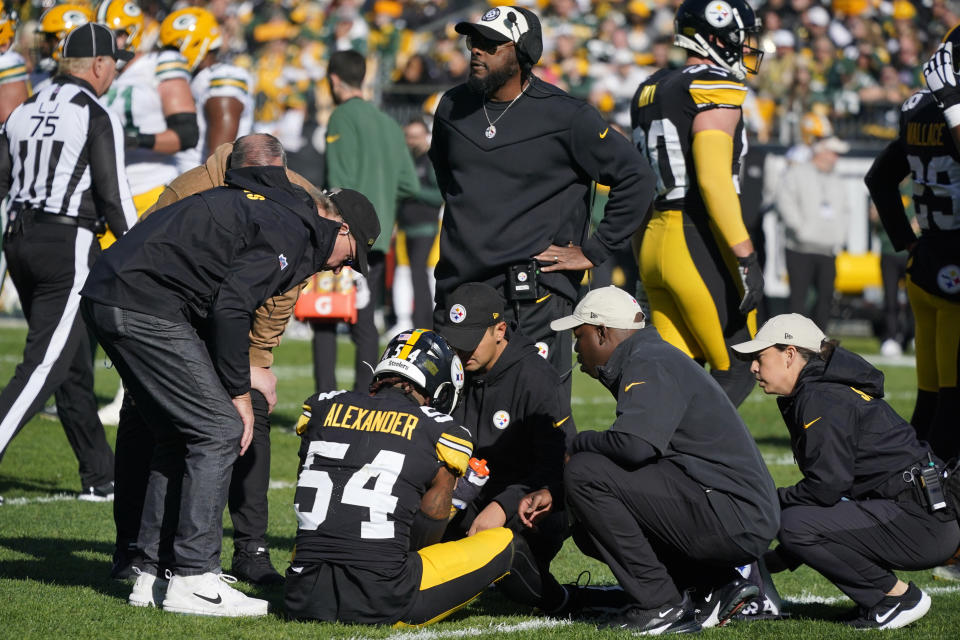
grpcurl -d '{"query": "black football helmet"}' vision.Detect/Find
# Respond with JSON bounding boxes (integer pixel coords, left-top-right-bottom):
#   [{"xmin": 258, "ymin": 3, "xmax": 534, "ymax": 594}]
[
  {"xmin": 674, "ymin": 0, "xmax": 763, "ymax": 80},
  {"xmin": 943, "ymin": 23, "xmax": 960, "ymax": 74},
  {"xmin": 373, "ymin": 329, "xmax": 464, "ymax": 415}
]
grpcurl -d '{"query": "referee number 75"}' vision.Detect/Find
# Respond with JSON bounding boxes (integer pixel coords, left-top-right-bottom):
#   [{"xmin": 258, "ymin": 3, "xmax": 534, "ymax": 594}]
[{"xmin": 30, "ymin": 115, "xmax": 59, "ymax": 137}]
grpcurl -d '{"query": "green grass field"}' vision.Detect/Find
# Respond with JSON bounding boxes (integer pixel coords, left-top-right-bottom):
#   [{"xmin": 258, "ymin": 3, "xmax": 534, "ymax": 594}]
[{"xmin": 0, "ymin": 324, "xmax": 957, "ymax": 639}]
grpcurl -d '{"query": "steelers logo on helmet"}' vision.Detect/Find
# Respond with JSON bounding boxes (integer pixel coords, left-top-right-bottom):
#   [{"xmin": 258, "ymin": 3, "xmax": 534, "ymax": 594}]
[
  {"xmin": 451, "ymin": 354, "xmax": 465, "ymax": 386},
  {"xmin": 705, "ymin": 1, "xmax": 734, "ymax": 27},
  {"xmin": 493, "ymin": 410, "xmax": 510, "ymax": 430},
  {"xmin": 450, "ymin": 304, "xmax": 467, "ymax": 324},
  {"xmin": 535, "ymin": 341, "xmax": 549, "ymax": 359},
  {"xmin": 938, "ymin": 265, "xmax": 960, "ymax": 295},
  {"xmin": 482, "ymin": 7, "xmax": 501, "ymax": 21}
]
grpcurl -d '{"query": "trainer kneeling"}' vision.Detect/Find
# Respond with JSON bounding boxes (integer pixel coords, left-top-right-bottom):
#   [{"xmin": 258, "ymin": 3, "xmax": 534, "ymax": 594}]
[
  {"xmin": 551, "ymin": 287, "xmax": 780, "ymax": 634},
  {"xmin": 733, "ymin": 314, "xmax": 960, "ymax": 630}
]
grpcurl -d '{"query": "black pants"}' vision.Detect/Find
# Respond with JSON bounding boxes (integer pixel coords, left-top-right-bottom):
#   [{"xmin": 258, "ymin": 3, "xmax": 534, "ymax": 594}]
[
  {"xmin": 83, "ymin": 301, "xmax": 241, "ymax": 575},
  {"xmin": 113, "ymin": 388, "xmax": 273, "ymax": 560},
  {"xmin": 0, "ymin": 221, "xmax": 113, "ymax": 488},
  {"xmin": 786, "ymin": 249, "xmax": 835, "ymax": 331},
  {"xmin": 446, "ymin": 500, "xmax": 569, "ymax": 611},
  {"xmin": 778, "ymin": 499, "xmax": 960, "ymax": 608},
  {"xmin": 565, "ymin": 452, "xmax": 757, "ymax": 609},
  {"xmin": 880, "ymin": 253, "xmax": 911, "ymax": 344},
  {"xmin": 312, "ymin": 252, "xmax": 384, "ymax": 393},
  {"xmin": 405, "ymin": 233, "xmax": 435, "ymax": 329}
]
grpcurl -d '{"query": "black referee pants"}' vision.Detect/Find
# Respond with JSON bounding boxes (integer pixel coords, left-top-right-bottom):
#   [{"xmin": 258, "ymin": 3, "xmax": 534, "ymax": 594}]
[
  {"xmin": 778, "ymin": 499, "xmax": 960, "ymax": 608},
  {"xmin": 565, "ymin": 452, "xmax": 758, "ymax": 609},
  {"xmin": 312, "ymin": 252, "xmax": 384, "ymax": 393},
  {"xmin": 0, "ymin": 221, "xmax": 113, "ymax": 488}
]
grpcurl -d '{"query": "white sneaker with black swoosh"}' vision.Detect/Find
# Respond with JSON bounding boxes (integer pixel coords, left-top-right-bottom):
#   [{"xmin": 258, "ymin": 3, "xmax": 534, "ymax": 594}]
[
  {"xmin": 162, "ymin": 572, "xmax": 268, "ymax": 617},
  {"xmin": 128, "ymin": 567, "xmax": 168, "ymax": 607},
  {"xmin": 846, "ymin": 582, "xmax": 930, "ymax": 630}
]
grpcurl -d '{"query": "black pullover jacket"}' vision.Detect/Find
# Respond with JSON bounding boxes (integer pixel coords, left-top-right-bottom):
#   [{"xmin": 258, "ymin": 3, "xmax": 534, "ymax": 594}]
[
  {"xmin": 777, "ymin": 347, "xmax": 936, "ymax": 508},
  {"xmin": 81, "ymin": 166, "xmax": 338, "ymax": 396},
  {"xmin": 452, "ymin": 329, "xmax": 573, "ymax": 519}
]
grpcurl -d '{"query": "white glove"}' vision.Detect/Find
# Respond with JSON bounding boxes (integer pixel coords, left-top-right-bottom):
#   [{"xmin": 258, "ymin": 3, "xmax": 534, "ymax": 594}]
[{"xmin": 924, "ymin": 42, "xmax": 960, "ymax": 127}]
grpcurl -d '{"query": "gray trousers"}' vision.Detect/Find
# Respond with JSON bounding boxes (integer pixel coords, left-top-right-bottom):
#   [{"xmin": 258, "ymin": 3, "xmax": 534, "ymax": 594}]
[{"xmin": 81, "ymin": 299, "xmax": 241, "ymax": 576}]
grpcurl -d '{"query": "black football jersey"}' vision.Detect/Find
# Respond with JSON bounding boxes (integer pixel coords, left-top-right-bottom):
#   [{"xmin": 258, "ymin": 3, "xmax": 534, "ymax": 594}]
[
  {"xmin": 897, "ymin": 90, "xmax": 960, "ymax": 233},
  {"xmin": 292, "ymin": 387, "xmax": 474, "ymax": 569},
  {"xmin": 630, "ymin": 64, "xmax": 747, "ymax": 214}
]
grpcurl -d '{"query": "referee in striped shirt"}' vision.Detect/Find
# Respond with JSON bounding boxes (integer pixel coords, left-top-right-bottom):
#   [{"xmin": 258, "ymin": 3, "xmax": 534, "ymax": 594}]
[{"xmin": 0, "ymin": 23, "xmax": 136, "ymax": 500}]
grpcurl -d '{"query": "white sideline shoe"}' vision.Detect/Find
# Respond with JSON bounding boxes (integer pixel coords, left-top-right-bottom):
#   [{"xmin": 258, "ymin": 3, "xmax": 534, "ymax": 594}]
[
  {"xmin": 97, "ymin": 385, "xmax": 125, "ymax": 426},
  {"xmin": 162, "ymin": 572, "xmax": 268, "ymax": 617},
  {"xmin": 129, "ymin": 568, "xmax": 168, "ymax": 607}
]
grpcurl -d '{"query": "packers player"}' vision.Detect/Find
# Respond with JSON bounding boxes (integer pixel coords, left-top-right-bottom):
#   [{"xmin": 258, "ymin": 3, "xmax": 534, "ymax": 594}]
[
  {"xmin": 161, "ymin": 7, "xmax": 253, "ymax": 168},
  {"xmin": 99, "ymin": 0, "xmax": 198, "ymax": 236},
  {"xmin": 286, "ymin": 329, "xmax": 515, "ymax": 626},
  {"xmin": 865, "ymin": 29, "xmax": 960, "ymax": 465},
  {"xmin": 31, "ymin": 3, "xmax": 94, "ymax": 92},
  {"xmin": 0, "ymin": 2, "xmax": 26, "ymax": 122},
  {"xmin": 630, "ymin": 0, "xmax": 764, "ymax": 406}
]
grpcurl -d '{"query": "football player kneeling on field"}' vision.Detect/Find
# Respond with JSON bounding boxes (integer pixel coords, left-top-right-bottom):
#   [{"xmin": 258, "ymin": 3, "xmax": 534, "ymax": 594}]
[{"xmin": 286, "ymin": 329, "xmax": 515, "ymax": 627}]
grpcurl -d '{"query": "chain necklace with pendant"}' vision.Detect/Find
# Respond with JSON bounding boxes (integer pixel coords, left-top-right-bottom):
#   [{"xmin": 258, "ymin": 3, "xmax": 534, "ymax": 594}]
[{"xmin": 482, "ymin": 81, "xmax": 529, "ymax": 139}]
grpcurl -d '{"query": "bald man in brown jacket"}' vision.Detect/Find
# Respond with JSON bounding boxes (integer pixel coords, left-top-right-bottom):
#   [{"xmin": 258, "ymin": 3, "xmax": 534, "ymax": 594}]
[{"xmin": 113, "ymin": 134, "xmax": 320, "ymax": 585}]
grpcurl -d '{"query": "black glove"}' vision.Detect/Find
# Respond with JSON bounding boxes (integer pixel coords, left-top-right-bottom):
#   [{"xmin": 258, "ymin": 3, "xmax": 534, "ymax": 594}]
[
  {"xmin": 737, "ymin": 252, "xmax": 764, "ymax": 314},
  {"xmin": 924, "ymin": 42, "xmax": 960, "ymax": 112}
]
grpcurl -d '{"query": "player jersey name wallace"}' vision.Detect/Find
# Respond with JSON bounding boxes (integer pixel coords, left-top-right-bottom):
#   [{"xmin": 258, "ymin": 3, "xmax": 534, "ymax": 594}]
[
  {"xmin": 321, "ymin": 402, "xmax": 419, "ymax": 440},
  {"xmin": 906, "ymin": 121, "xmax": 946, "ymax": 147}
]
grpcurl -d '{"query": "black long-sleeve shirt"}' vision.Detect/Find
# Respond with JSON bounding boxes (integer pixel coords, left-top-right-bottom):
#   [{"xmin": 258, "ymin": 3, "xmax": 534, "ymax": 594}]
[
  {"xmin": 81, "ymin": 166, "xmax": 337, "ymax": 395},
  {"xmin": 0, "ymin": 74, "xmax": 137, "ymax": 234},
  {"xmin": 429, "ymin": 77, "xmax": 656, "ymax": 305}
]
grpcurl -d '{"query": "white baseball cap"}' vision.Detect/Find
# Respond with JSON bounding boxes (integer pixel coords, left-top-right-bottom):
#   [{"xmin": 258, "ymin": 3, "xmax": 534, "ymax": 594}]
[
  {"xmin": 731, "ymin": 313, "xmax": 826, "ymax": 355},
  {"xmin": 550, "ymin": 286, "xmax": 646, "ymax": 331}
]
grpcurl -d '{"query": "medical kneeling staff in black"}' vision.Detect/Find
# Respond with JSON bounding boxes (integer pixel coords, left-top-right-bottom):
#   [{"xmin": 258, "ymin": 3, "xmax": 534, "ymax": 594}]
[
  {"xmin": 546, "ymin": 286, "xmax": 779, "ymax": 635},
  {"xmin": 734, "ymin": 314, "xmax": 960, "ymax": 631}
]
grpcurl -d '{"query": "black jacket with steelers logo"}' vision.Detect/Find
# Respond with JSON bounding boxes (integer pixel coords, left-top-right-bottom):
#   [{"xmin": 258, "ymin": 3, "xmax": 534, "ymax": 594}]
[{"xmin": 81, "ymin": 166, "xmax": 338, "ymax": 395}]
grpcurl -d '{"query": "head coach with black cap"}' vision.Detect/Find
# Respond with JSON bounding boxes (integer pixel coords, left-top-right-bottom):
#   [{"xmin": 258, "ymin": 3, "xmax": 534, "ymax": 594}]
[
  {"xmin": 0, "ymin": 22, "xmax": 136, "ymax": 501},
  {"xmin": 439, "ymin": 282, "xmax": 575, "ymax": 615},
  {"xmin": 429, "ymin": 6, "xmax": 656, "ymax": 389},
  {"xmin": 79, "ymin": 158, "xmax": 378, "ymax": 616}
]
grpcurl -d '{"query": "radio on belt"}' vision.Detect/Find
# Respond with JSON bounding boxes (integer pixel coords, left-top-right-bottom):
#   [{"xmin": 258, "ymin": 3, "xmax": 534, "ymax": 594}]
[{"xmin": 506, "ymin": 260, "xmax": 541, "ymax": 302}]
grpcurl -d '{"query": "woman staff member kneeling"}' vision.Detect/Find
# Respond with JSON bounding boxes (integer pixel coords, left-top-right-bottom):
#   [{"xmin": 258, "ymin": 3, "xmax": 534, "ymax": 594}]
[{"xmin": 733, "ymin": 314, "xmax": 960, "ymax": 630}]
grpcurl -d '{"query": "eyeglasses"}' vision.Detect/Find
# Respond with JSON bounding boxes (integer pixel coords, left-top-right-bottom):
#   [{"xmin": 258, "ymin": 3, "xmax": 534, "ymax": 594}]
[
  {"xmin": 466, "ymin": 36, "xmax": 514, "ymax": 55},
  {"xmin": 343, "ymin": 232, "xmax": 357, "ymax": 269}
]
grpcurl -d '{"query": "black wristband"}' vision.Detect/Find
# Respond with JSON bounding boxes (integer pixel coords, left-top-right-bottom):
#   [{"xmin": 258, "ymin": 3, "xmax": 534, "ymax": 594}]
[{"xmin": 137, "ymin": 133, "xmax": 156, "ymax": 149}]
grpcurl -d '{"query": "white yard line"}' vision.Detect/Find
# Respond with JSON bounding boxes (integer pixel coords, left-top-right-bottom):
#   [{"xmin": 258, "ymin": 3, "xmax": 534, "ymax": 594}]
[
  {"xmin": 786, "ymin": 583, "xmax": 960, "ymax": 605},
  {"xmin": 376, "ymin": 618, "xmax": 572, "ymax": 640}
]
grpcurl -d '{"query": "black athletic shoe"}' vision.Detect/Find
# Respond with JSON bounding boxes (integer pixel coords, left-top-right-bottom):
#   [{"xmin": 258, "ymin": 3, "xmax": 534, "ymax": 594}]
[
  {"xmin": 845, "ymin": 582, "xmax": 930, "ymax": 630},
  {"xmin": 78, "ymin": 481, "xmax": 115, "ymax": 502},
  {"xmin": 231, "ymin": 546, "xmax": 283, "ymax": 585},
  {"xmin": 547, "ymin": 571, "xmax": 631, "ymax": 618},
  {"xmin": 694, "ymin": 577, "xmax": 759, "ymax": 628},
  {"xmin": 730, "ymin": 594, "xmax": 790, "ymax": 622},
  {"xmin": 111, "ymin": 544, "xmax": 142, "ymax": 581},
  {"xmin": 600, "ymin": 591, "xmax": 702, "ymax": 635}
]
